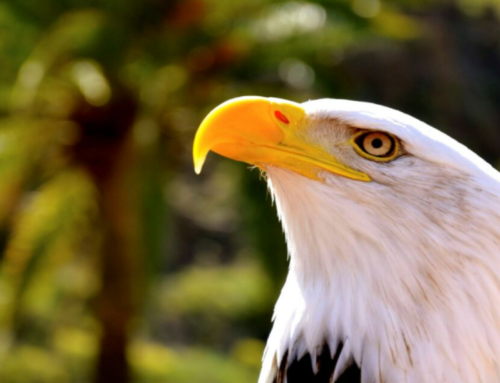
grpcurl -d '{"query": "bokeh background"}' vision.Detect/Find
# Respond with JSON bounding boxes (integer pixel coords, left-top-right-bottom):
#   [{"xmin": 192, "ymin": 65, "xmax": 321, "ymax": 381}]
[{"xmin": 0, "ymin": 0, "xmax": 499, "ymax": 382}]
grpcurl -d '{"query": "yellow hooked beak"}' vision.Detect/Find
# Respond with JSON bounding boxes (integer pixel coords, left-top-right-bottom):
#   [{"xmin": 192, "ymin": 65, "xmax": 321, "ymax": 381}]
[{"xmin": 193, "ymin": 96, "xmax": 370, "ymax": 182}]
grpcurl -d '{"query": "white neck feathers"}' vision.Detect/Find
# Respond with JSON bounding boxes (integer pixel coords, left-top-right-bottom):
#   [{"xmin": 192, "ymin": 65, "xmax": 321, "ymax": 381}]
[{"xmin": 259, "ymin": 166, "xmax": 500, "ymax": 383}]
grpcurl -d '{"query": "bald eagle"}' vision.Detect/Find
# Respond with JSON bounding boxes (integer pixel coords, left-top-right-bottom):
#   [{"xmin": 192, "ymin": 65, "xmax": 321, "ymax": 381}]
[{"xmin": 193, "ymin": 97, "xmax": 500, "ymax": 383}]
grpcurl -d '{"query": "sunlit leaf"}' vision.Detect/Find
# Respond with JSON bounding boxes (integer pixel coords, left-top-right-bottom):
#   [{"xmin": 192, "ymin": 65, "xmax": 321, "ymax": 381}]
[{"xmin": 0, "ymin": 170, "xmax": 98, "ymax": 330}]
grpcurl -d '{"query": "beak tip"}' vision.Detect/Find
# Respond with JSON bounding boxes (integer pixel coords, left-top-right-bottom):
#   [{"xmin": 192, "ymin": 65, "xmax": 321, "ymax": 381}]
[
  {"xmin": 193, "ymin": 150, "xmax": 207, "ymax": 175},
  {"xmin": 194, "ymin": 163, "xmax": 203, "ymax": 175}
]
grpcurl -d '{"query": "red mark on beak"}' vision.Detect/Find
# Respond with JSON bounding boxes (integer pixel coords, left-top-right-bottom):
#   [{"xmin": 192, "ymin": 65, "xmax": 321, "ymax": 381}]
[{"xmin": 274, "ymin": 110, "xmax": 289, "ymax": 124}]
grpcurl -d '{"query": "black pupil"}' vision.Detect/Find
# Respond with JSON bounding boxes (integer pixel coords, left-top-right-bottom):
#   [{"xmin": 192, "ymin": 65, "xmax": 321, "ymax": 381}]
[{"xmin": 371, "ymin": 138, "xmax": 383, "ymax": 149}]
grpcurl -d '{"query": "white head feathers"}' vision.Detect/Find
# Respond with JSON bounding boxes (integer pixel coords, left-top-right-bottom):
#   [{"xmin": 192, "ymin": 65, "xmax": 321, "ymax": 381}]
[{"xmin": 259, "ymin": 99, "xmax": 500, "ymax": 383}]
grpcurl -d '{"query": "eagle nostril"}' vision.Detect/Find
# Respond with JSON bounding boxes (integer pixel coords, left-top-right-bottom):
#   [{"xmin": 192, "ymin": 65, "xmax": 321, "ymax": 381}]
[{"xmin": 274, "ymin": 110, "xmax": 289, "ymax": 124}]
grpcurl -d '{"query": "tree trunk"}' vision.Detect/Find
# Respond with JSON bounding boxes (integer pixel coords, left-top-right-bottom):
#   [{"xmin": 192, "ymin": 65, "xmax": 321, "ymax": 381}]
[{"xmin": 70, "ymin": 89, "xmax": 138, "ymax": 383}]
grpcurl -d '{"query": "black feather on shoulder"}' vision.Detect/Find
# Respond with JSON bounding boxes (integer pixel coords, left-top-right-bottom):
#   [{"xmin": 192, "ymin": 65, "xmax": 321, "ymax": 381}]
[{"xmin": 273, "ymin": 343, "xmax": 361, "ymax": 383}]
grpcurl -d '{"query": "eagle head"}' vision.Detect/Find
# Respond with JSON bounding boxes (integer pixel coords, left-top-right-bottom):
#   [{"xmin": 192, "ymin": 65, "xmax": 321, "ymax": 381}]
[{"xmin": 193, "ymin": 97, "xmax": 500, "ymax": 383}]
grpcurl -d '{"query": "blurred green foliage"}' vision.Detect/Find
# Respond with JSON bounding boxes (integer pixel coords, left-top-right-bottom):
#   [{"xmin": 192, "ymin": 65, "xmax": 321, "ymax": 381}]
[{"xmin": 0, "ymin": 0, "xmax": 499, "ymax": 382}]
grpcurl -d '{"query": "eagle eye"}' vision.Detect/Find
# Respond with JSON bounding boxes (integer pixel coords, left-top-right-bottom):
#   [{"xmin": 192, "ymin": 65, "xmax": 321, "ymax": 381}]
[{"xmin": 352, "ymin": 131, "xmax": 399, "ymax": 162}]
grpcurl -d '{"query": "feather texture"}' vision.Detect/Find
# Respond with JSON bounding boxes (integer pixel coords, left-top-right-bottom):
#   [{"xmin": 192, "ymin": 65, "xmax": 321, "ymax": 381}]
[
  {"xmin": 258, "ymin": 100, "xmax": 500, "ymax": 383},
  {"xmin": 273, "ymin": 344, "xmax": 361, "ymax": 383}
]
